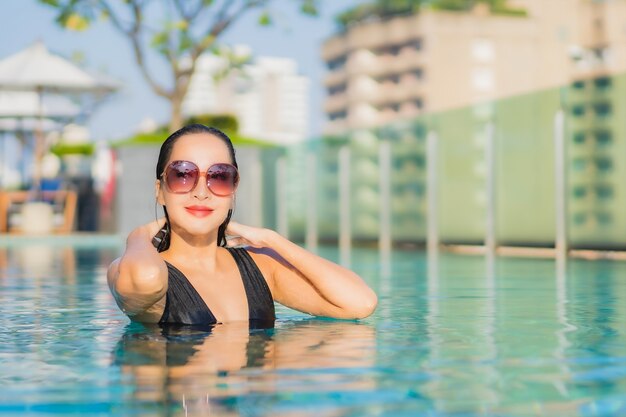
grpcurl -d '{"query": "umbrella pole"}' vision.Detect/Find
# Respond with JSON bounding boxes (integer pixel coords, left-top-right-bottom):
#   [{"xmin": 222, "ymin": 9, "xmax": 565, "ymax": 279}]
[
  {"xmin": 0, "ymin": 131, "xmax": 4, "ymax": 189},
  {"xmin": 31, "ymin": 86, "xmax": 44, "ymax": 200}
]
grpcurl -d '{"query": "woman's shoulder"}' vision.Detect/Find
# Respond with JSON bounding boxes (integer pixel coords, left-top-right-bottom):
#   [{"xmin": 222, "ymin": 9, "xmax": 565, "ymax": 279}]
[
  {"xmin": 235, "ymin": 247, "xmax": 280, "ymax": 287},
  {"xmin": 238, "ymin": 246, "xmax": 280, "ymax": 266}
]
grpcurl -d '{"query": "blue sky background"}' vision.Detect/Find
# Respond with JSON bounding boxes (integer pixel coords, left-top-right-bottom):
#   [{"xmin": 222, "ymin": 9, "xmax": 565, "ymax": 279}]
[{"xmin": 0, "ymin": 1, "xmax": 361, "ymax": 141}]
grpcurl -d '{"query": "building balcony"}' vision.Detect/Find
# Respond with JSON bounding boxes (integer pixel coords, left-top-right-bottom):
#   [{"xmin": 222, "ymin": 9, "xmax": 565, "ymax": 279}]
[
  {"xmin": 389, "ymin": 49, "xmax": 424, "ymax": 74},
  {"xmin": 567, "ymin": 87, "xmax": 613, "ymax": 107},
  {"xmin": 322, "ymin": 37, "xmax": 349, "ymax": 62},
  {"xmin": 350, "ymin": 105, "xmax": 380, "ymax": 129},
  {"xmin": 324, "ymin": 70, "xmax": 348, "ymax": 88},
  {"xmin": 324, "ymin": 94, "xmax": 349, "ymax": 114},
  {"xmin": 367, "ymin": 82, "xmax": 423, "ymax": 105},
  {"xmin": 346, "ymin": 57, "xmax": 387, "ymax": 78}
]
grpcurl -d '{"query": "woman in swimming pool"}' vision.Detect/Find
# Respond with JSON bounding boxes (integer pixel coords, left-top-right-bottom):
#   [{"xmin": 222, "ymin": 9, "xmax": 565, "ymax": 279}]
[{"xmin": 107, "ymin": 124, "xmax": 377, "ymax": 326}]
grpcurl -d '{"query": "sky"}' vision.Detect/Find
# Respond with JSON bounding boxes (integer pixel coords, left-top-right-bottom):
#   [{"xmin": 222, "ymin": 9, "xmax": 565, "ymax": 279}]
[{"xmin": 0, "ymin": 1, "xmax": 362, "ymax": 141}]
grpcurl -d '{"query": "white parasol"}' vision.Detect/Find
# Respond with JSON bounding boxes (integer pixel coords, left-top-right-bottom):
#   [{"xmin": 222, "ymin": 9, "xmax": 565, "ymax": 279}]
[
  {"xmin": 0, "ymin": 41, "xmax": 116, "ymax": 93},
  {"xmin": 0, "ymin": 41, "xmax": 119, "ymax": 192}
]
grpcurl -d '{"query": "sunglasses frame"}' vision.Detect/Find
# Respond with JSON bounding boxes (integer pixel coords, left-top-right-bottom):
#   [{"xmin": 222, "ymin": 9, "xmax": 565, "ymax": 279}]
[{"xmin": 160, "ymin": 160, "xmax": 239, "ymax": 196}]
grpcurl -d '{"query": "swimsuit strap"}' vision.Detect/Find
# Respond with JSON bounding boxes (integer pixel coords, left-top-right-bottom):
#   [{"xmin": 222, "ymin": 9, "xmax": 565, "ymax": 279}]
[{"xmin": 226, "ymin": 247, "xmax": 276, "ymax": 324}]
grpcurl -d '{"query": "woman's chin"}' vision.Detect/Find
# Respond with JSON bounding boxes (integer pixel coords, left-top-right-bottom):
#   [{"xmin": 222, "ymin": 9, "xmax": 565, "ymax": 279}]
[{"xmin": 173, "ymin": 220, "xmax": 221, "ymax": 239}]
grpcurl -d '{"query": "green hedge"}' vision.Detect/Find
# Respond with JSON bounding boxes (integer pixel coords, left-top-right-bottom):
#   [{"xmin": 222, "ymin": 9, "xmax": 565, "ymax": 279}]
[
  {"xmin": 112, "ymin": 129, "xmax": 278, "ymax": 149},
  {"xmin": 185, "ymin": 114, "xmax": 239, "ymax": 133},
  {"xmin": 112, "ymin": 114, "xmax": 279, "ymax": 148},
  {"xmin": 50, "ymin": 142, "xmax": 95, "ymax": 156},
  {"xmin": 336, "ymin": 0, "xmax": 527, "ymax": 29}
]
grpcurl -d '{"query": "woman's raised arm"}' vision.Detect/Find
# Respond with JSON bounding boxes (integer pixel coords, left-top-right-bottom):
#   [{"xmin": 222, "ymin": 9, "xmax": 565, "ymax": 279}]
[
  {"xmin": 107, "ymin": 220, "xmax": 168, "ymax": 321},
  {"xmin": 226, "ymin": 222, "xmax": 378, "ymax": 320}
]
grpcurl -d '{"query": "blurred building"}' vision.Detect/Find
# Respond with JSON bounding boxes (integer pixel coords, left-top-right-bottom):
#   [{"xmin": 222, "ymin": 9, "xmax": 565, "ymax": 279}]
[
  {"xmin": 182, "ymin": 48, "xmax": 310, "ymax": 145},
  {"xmin": 321, "ymin": 0, "xmax": 626, "ymax": 134},
  {"xmin": 309, "ymin": 0, "xmax": 626, "ymax": 247}
]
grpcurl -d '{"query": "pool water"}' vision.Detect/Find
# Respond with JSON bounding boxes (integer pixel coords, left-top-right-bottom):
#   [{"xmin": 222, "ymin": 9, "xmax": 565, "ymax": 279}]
[{"xmin": 1, "ymin": 244, "xmax": 625, "ymax": 416}]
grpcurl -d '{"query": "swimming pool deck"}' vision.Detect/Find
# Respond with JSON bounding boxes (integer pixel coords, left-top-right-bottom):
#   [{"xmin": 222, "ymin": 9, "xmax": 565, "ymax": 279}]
[
  {"xmin": 444, "ymin": 244, "xmax": 626, "ymax": 260},
  {"xmin": 0, "ymin": 233, "xmax": 124, "ymax": 247}
]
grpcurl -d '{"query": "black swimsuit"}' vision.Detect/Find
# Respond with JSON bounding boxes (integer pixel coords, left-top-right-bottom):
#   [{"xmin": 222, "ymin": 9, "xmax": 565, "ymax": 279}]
[{"xmin": 158, "ymin": 247, "xmax": 275, "ymax": 327}]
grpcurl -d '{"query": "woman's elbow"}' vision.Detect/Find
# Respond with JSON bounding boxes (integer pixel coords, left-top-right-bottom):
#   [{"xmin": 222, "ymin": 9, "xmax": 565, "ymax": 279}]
[
  {"xmin": 350, "ymin": 290, "xmax": 378, "ymax": 319},
  {"xmin": 116, "ymin": 263, "xmax": 166, "ymax": 299}
]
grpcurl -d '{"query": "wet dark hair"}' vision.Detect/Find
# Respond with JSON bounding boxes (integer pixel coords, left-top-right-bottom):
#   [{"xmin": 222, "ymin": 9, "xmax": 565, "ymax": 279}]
[{"xmin": 154, "ymin": 124, "xmax": 238, "ymax": 251}]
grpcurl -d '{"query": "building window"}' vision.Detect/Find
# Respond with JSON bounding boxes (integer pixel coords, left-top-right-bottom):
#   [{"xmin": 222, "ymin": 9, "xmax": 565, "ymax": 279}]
[
  {"xmin": 376, "ymin": 102, "xmax": 401, "ymax": 112},
  {"xmin": 595, "ymin": 157, "xmax": 612, "ymax": 172},
  {"xmin": 571, "ymin": 80, "xmax": 586, "ymax": 90},
  {"xmin": 472, "ymin": 68, "xmax": 494, "ymax": 92},
  {"xmin": 572, "ymin": 185, "xmax": 587, "ymax": 199},
  {"xmin": 390, "ymin": 45, "xmax": 402, "ymax": 55},
  {"xmin": 572, "ymin": 132, "xmax": 586, "ymax": 144},
  {"xmin": 571, "ymin": 104, "xmax": 586, "ymax": 117},
  {"xmin": 591, "ymin": 47, "xmax": 607, "ymax": 62},
  {"xmin": 327, "ymin": 56, "xmax": 346, "ymax": 71},
  {"xmin": 329, "ymin": 110, "xmax": 347, "ymax": 121},
  {"xmin": 594, "ymin": 130, "xmax": 612, "ymax": 145},
  {"xmin": 593, "ymin": 101, "xmax": 612, "ymax": 118},
  {"xmin": 596, "ymin": 184, "xmax": 613, "ymax": 199},
  {"xmin": 471, "ymin": 39, "xmax": 495, "ymax": 62},
  {"xmin": 327, "ymin": 84, "xmax": 346, "ymax": 96},
  {"xmin": 572, "ymin": 157, "xmax": 587, "ymax": 172},
  {"xmin": 594, "ymin": 76, "xmax": 612, "ymax": 89},
  {"xmin": 372, "ymin": 38, "xmax": 423, "ymax": 56},
  {"xmin": 376, "ymin": 73, "xmax": 401, "ymax": 84},
  {"xmin": 414, "ymin": 98, "xmax": 423, "ymax": 109}
]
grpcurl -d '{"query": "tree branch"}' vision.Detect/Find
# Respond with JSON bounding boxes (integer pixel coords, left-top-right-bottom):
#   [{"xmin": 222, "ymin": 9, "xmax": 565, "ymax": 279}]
[
  {"xmin": 124, "ymin": 0, "xmax": 172, "ymax": 98},
  {"xmin": 172, "ymin": 0, "xmax": 185, "ymax": 17},
  {"xmin": 190, "ymin": 0, "xmax": 266, "ymax": 62},
  {"xmin": 96, "ymin": 0, "xmax": 130, "ymax": 34}
]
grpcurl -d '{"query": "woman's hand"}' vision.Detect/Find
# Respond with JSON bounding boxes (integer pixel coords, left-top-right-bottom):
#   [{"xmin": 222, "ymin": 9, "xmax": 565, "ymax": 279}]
[
  {"xmin": 225, "ymin": 221, "xmax": 275, "ymax": 248},
  {"xmin": 143, "ymin": 218, "xmax": 167, "ymax": 238},
  {"xmin": 227, "ymin": 221, "xmax": 377, "ymax": 319},
  {"xmin": 128, "ymin": 218, "xmax": 166, "ymax": 246}
]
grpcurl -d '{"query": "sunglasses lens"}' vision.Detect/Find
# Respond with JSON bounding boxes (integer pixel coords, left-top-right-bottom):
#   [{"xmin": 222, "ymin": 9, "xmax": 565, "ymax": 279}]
[
  {"xmin": 207, "ymin": 164, "xmax": 239, "ymax": 196},
  {"xmin": 165, "ymin": 161, "xmax": 199, "ymax": 193}
]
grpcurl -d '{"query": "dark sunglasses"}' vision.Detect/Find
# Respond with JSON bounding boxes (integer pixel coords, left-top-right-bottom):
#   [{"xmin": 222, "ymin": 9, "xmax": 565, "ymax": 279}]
[{"xmin": 160, "ymin": 160, "xmax": 239, "ymax": 196}]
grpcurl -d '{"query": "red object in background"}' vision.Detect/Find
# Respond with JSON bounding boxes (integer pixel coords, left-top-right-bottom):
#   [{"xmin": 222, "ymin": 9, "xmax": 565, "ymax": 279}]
[{"xmin": 100, "ymin": 149, "xmax": 116, "ymax": 215}]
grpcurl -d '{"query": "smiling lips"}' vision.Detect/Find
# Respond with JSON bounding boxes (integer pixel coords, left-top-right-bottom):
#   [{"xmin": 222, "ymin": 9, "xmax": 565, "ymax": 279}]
[{"xmin": 185, "ymin": 205, "xmax": 214, "ymax": 217}]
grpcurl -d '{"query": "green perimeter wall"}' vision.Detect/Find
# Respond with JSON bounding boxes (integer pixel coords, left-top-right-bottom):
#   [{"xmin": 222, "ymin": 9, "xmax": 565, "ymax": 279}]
[{"xmin": 283, "ymin": 71, "xmax": 626, "ymax": 249}]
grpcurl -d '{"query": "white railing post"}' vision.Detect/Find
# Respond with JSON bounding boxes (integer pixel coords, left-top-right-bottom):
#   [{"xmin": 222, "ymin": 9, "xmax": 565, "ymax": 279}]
[
  {"xmin": 252, "ymin": 152, "xmax": 263, "ymax": 227},
  {"xmin": 276, "ymin": 156, "xmax": 288, "ymax": 238},
  {"xmin": 305, "ymin": 153, "xmax": 318, "ymax": 252},
  {"xmin": 485, "ymin": 122, "xmax": 496, "ymax": 255},
  {"xmin": 426, "ymin": 131, "xmax": 439, "ymax": 253},
  {"xmin": 554, "ymin": 110, "xmax": 568, "ymax": 260},
  {"xmin": 339, "ymin": 146, "xmax": 351, "ymax": 267},
  {"xmin": 379, "ymin": 140, "xmax": 392, "ymax": 256}
]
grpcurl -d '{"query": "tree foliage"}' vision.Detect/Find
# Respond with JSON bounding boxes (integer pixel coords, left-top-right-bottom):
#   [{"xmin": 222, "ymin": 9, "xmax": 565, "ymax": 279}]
[
  {"xmin": 336, "ymin": 0, "xmax": 526, "ymax": 29},
  {"xmin": 39, "ymin": 0, "xmax": 319, "ymax": 131},
  {"xmin": 185, "ymin": 113, "xmax": 239, "ymax": 133}
]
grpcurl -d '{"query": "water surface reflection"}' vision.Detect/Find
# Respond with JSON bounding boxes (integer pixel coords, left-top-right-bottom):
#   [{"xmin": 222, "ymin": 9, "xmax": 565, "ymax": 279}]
[{"xmin": 114, "ymin": 320, "xmax": 376, "ymax": 416}]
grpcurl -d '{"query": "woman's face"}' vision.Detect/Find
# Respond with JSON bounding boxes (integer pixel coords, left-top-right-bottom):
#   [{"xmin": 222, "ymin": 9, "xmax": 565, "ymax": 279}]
[{"xmin": 156, "ymin": 133, "xmax": 235, "ymax": 239}]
